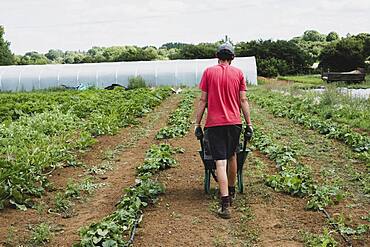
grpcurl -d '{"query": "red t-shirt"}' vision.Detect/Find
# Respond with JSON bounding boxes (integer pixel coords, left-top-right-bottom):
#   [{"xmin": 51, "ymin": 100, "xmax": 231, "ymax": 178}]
[{"xmin": 199, "ymin": 63, "xmax": 247, "ymax": 127}]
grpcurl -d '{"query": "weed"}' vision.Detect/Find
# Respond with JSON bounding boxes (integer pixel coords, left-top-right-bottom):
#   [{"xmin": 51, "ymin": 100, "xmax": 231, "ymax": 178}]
[
  {"xmin": 301, "ymin": 228, "xmax": 337, "ymax": 247},
  {"xmin": 191, "ymin": 217, "xmax": 202, "ymax": 225},
  {"xmin": 332, "ymin": 213, "xmax": 370, "ymax": 236},
  {"xmin": 5, "ymin": 226, "xmax": 18, "ymax": 246},
  {"xmin": 361, "ymin": 213, "xmax": 370, "ymax": 222},
  {"xmin": 65, "ymin": 179, "xmax": 81, "ymax": 199},
  {"xmin": 29, "ymin": 222, "xmax": 52, "ymax": 246},
  {"xmin": 128, "ymin": 76, "xmax": 147, "ymax": 89},
  {"xmin": 87, "ymin": 161, "xmax": 114, "ymax": 175},
  {"xmin": 54, "ymin": 192, "xmax": 74, "ymax": 218},
  {"xmin": 79, "ymin": 177, "xmax": 104, "ymax": 195},
  {"xmin": 213, "ymin": 236, "xmax": 228, "ymax": 247}
]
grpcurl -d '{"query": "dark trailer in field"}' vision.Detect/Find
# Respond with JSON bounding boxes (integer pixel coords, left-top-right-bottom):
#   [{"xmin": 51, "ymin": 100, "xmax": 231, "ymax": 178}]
[{"xmin": 321, "ymin": 68, "xmax": 366, "ymax": 83}]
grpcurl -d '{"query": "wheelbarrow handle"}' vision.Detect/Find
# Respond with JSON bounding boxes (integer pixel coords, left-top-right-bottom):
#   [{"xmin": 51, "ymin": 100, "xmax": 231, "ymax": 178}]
[
  {"xmin": 198, "ymin": 136, "xmax": 204, "ymax": 151},
  {"xmin": 243, "ymin": 138, "xmax": 247, "ymax": 152}
]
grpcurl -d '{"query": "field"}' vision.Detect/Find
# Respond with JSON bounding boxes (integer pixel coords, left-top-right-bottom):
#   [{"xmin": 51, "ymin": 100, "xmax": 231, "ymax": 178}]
[{"xmin": 0, "ymin": 79, "xmax": 369, "ymax": 247}]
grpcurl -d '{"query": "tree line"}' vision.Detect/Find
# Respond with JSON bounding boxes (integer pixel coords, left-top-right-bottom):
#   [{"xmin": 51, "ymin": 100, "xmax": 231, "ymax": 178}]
[{"xmin": 1, "ymin": 26, "xmax": 369, "ymax": 77}]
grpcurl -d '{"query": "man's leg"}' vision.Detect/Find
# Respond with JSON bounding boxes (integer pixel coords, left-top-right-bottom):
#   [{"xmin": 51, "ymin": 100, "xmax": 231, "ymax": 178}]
[
  {"xmin": 227, "ymin": 153, "xmax": 237, "ymax": 187},
  {"xmin": 227, "ymin": 153, "xmax": 237, "ymax": 205},
  {"xmin": 215, "ymin": 159, "xmax": 228, "ymax": 196},
  {"xmin": 216, "ymin": 159, "xmax": 231, "ymax": 219}
]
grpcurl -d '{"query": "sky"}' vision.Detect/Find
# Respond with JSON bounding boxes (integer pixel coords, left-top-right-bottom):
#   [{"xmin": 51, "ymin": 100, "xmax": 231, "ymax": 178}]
[{"xmin": 1, "ymin": 0, "xmax": 369, "ymax": 54}]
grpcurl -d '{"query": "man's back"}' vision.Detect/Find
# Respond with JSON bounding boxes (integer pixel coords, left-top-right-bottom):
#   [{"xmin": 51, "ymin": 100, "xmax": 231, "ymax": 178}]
[{"xmin": 199, "ymin": 63, "xmax": 246, "ymax": 127}]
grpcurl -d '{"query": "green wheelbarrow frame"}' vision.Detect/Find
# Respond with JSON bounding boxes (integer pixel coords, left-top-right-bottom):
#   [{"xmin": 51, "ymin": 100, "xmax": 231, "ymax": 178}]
[{"xmin": 198, "ymin": 137, "xmax": 250, "ymax": 194}]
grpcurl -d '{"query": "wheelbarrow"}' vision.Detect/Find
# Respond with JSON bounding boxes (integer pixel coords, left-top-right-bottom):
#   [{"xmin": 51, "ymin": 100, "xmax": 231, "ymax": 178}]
[{"xmin": 196, "ymin": 128, "xmax": 251, "ymax": 194}]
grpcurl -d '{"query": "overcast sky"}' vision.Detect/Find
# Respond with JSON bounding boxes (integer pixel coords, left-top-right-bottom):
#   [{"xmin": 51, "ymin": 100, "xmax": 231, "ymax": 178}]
[{"xmin": 1, "ymin": 0, "xmax": 369, "ymax": 54}]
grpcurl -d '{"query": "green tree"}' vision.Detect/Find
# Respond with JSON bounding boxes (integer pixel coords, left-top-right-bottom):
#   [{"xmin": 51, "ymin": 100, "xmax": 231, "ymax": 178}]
[
  {"xmin": 160, "ymin": 42, "xmax": 187, "ymax": 49},
  {"xmin": 257, "ymin": 58, "xmax": 290, "ymax": 77},
  {"xmin": 235, "ymin": 39, "xmax": 311, "ymax": 76},
  {"xmin": 45, "ymin": 49, "xmax": 65, "ymax": 63},
  {"xmin": 13, "ymin": 54, "xmax": 22, "ymax": 65},
  {"xmin": 353, "ymin": 33, "xmax": 370, "ymax": 57},
  {"xmin": 20, "ymin": 52, "xmax": 49, "ymax": 65},
  {"xmin": 118, "ymin": 46, "xmax": 140, "ymax": 61},
  {"xmin": 326, "ymin": 32, "xmax": 339, "ymax": 42},
  {"xmin": 102, "ymin": 46, "xmax": 125, "ymax": 62},
  {"xmin": 167, "ymin": 48, "xmax": 182, "ymax": 60},
  {"xmin": 178, "ymin": 43, "xmax": 217, "ymax": 59},
  {"xmin": 87, "ymin": 47, "xmax": 106, "ymax": 63},
  {"xmin": 319, "ymin": 37, "xmax": 365, "ymax": 71},
  {"xmin": 0, "ymin": 26, "xmax": 14, "ymax": 65},
  {"xmin": 302, "ymin": 30, "xmax": 326, "ymax": 42}
]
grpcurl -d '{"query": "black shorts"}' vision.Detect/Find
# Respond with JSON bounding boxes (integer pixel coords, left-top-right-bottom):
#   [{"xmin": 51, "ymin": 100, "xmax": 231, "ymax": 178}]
[{"xmin": 204, "ymin": 124, "xmax": 242, "ymax": 160}]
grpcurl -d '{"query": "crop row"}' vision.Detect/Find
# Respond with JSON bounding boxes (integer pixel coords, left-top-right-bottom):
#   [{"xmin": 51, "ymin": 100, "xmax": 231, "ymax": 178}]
[
  {"xmin": 248, "ymin": 89, "xmax": 370, "ymax": 154},
  {"xmin": 252, "ymin": 126, "xmax": 343, "ymax": 210},
  {"xmin": 78, "ymin": 143, "xmax": 181, "ymax": 246},
  {"xmin": 156, "ymin": 91, "xmax": 195, "ymax": 139},
  {"xmin": 0, "ymin": 88, "xmax": 172, "ymax": 209},
  {"xmin": 0, "ymin": 88, "xmax": 166, "ymax": 125},
  {"xmin": 77, "ymin": 92, "xmax": 195, "ymax": 246}
]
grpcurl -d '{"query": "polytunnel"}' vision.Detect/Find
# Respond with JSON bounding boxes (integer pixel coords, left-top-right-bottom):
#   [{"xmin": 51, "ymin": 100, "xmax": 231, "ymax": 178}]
[{"xmin": 0, "ymin": 57, "xmax": 257, "ymax": 92}]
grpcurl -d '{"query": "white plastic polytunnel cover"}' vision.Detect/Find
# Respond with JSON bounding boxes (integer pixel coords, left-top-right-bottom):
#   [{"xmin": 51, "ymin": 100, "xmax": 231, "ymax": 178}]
[{"xmin": 0, "ymin": 57, "xmax": 257, "ymax": 92}]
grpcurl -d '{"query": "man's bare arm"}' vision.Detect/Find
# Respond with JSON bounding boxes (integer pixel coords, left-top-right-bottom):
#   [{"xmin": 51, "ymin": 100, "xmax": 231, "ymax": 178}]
[
  {"xmin": 195, "ymin": 91, "xmax": 207, "ymax": 126},
  {"xmin": 240, "ymin": 91, "xmax": 252, "ymax": 126}
]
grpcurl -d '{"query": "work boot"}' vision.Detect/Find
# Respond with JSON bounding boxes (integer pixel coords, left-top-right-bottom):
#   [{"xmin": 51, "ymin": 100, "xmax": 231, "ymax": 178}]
[
  {"xmin": 229, "ymin": 186, "xmax": 236, "ymax": 206},
  {"xmin": 217, "ymin": 196, "xmax": 231, "ymax": 219}
]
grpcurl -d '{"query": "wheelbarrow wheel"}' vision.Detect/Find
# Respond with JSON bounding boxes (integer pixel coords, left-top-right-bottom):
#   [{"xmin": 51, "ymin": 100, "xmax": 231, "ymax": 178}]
[
  {"xmin": 237, "ymin": 170, "xmax": 244, "ymax": 193},
  {"xmin": 204, "ymin": 169, "xmax": 211, "ymax": 194}
]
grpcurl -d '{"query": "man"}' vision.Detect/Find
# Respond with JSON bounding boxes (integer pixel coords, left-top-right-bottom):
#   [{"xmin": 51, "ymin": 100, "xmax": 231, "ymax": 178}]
[{"xmin": 194, "ymin": 43, "xmax": 253, "ymax": 219}]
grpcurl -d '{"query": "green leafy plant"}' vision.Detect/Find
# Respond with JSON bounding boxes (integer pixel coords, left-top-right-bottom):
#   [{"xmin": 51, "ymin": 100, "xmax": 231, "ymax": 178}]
[
  {"xmin": 266, "ymin": 165, "xmax": 314, "ymax": 196},
  {"xmin": 30, "ymin": 223, "xmax": 52, "ymax": 245},
  {"xmin": 156, "ymin": 91, "xmax": 195, "ymax": 139},
  {"xmin": 0, "ymin": 88, "xmax": 172, "ymax": 209},
  {"xmin": 249, "ymin": 88, "xmax": 370, "ymax": 154},
  {"xmin": 332, "ymin": 214, "xmax": 370, "ymax": 236},
  {"xmin": 137, "ymin": 144, "xmax": 179, "ymax": 174},
  {"xmin": 301, "ymin": 228, "xmax": 337, "ymax": 247},
  {"xmin": 127, "ymin": 76, "xmax": 147, "ymax": 89},
  {"xmin": 54, "ymin": 192, "xmax": 74, "ymax": 218},
  {"xmin": 252, "ymin": 127, "xmax": 343, "ymax": 210},
  {"xmin": 306, "ymin": 185, "xmax": 343, "ymax": 210}
]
